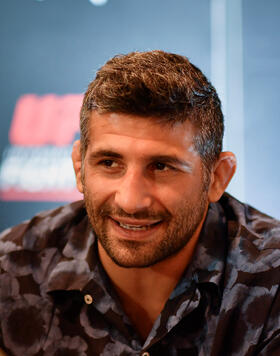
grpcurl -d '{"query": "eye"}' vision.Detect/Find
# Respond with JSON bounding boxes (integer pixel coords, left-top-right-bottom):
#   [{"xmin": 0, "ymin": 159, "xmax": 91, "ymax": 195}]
[
  {"xmin": 154, "ymin": 162, "xmax": 167, "ymax": 171},
  {"xmin": 150, "ymin": 162, "xmax": 175, "ymax": 172},
  {"xmin": 99, "ymin": 159, "xmax": 118, "ymax": 168}
]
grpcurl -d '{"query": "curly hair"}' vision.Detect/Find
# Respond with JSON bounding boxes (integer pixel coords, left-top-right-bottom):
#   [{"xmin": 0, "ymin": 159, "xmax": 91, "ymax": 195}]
[{"xmin": 80, "ymin": 50, "xmax": 223, "ymax": 171}]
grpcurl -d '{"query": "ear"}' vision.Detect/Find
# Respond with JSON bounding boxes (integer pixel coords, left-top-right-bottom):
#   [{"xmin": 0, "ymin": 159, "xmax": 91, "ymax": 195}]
[
  {"xmin": 72, "ymin": 140, "xmax": 84, "ymax": 193},
  {"xmin": 208, "ymin": 152, "xmax": 237, "ymax": 203}
]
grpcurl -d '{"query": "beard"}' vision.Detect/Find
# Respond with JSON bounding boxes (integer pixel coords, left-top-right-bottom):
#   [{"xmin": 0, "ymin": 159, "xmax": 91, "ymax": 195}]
[{"xmin": 83, "ymin": 185, "xmax": 208, "ymax": 269}]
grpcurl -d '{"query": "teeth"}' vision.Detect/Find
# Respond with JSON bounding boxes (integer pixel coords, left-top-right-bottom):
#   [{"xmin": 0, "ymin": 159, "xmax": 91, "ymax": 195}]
[{"xmin": 119, "ymin": 222, "xmax": 150, "ymax": 231}]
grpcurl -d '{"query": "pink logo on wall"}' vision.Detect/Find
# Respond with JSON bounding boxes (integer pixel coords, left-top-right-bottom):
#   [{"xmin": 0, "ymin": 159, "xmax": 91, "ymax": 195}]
[{"xmin": 0, "ymin": 94, "xmax": 84, "ymax": 201}]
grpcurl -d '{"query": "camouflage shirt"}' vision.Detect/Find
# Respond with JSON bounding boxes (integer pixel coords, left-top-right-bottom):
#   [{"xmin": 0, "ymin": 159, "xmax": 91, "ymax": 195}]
[{"xmin": 0, "ymin": 194, "xmax": 280, "ymax": 356}]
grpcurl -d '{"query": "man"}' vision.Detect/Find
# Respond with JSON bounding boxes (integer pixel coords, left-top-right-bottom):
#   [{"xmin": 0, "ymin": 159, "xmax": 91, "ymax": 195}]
[{"xmin": 0, "ymin": 51, "xmax": 279, "ymax": 356}]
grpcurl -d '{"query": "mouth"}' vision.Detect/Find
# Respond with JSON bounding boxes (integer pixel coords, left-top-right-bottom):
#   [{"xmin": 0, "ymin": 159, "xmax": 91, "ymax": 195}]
[
  {"xmin": 116, "ymin": 220, "xmax": 162, "ymax": 231},
  {"xmin": 109, "ymin": 216, "xmax": 163, "ymax": 234}
]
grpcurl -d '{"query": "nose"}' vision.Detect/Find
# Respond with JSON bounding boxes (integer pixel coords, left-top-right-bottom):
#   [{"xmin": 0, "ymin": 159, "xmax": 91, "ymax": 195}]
[{"xmin": 114, "ymin": 168, "xmax": 153, "ymax": 214}]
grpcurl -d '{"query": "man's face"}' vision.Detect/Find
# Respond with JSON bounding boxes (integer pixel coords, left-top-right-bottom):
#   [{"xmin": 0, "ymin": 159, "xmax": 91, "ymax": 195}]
[{"xmin": 80, "ymin": 112, "xmax": 209, "ymax": 268}]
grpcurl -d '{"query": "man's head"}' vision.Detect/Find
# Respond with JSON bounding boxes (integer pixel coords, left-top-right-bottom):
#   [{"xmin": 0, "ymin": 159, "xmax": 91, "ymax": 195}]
[
  {"xmin": 80, "ymin": 50, "xmax": 223, "ymax": 173},
  {"xmin": 72, "ymin": 50, "xmax": 236, "ymax": 268}
]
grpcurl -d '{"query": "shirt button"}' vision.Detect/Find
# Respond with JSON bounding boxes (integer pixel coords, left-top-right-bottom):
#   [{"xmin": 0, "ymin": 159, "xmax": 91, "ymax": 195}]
[
  {"xmin": 84, "ymin": 294, "xmax": 93, "ymax": 304},
  {"xmin": 142, "ymin": 352, "xmax": 150, "ymax": 356}
]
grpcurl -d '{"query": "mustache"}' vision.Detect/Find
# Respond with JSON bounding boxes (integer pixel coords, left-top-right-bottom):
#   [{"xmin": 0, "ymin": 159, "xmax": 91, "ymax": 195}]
[{"xmin": 98, "ymin": 204, "xmax": 171, "ymax": 221}]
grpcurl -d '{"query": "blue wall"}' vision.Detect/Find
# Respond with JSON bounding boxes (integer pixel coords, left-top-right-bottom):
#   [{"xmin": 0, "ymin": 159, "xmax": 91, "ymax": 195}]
[{"xmin": 243, "ymin": 0, "xmax": 280, "ymax": 219}]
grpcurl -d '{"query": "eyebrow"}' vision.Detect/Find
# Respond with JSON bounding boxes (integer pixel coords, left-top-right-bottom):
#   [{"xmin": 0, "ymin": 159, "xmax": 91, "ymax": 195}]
[
  {"xmin": 88, "ymin": 150, "xmax": 193, "ymax": 172},
  {"xmin": 88, "ymin": 150, "xmax": 123, "ymax": 160}
]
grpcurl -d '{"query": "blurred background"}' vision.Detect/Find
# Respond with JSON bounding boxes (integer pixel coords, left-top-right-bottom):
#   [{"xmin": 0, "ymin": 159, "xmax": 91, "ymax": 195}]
[{"xmin": 0, "ymin": 0, "xmax": 279, "ymax": 231}]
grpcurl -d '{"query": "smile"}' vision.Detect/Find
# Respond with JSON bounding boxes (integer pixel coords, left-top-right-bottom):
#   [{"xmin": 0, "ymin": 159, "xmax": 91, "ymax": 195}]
[
  {"xmin": 118, "ymin": 221, "xmax": 160, "ymax": 231},
  {"xmin": 110, "ymin": 216, "xmax": 162, "ymax": 233}
]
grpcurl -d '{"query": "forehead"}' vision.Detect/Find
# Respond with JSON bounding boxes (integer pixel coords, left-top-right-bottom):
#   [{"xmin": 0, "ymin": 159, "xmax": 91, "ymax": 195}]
[{"xmin": 87, "ymin": 112, "xmax": 197, "ymax": 152}]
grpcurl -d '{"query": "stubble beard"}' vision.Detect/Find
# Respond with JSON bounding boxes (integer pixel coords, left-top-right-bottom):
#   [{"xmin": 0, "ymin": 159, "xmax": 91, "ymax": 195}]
[{"xmin": 83, "ymin": 185, "xmax": 208, "ymax": 268}]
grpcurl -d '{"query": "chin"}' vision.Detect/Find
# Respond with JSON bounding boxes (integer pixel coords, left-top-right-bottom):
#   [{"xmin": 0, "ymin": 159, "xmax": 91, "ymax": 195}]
[{"xmin": 101, "ymin": 238, "xmax": 185, "ymax": 269}]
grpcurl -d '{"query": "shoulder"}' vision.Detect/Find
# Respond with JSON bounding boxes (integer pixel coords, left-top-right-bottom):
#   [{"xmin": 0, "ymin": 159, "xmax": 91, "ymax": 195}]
[
  {"xmin": 217, "ymin": 193, "xmax": 280, "ymax": 288},
  {"xmin": 220, "ymin": 193, "xmax": 280, "ymax": 251},
  {"xmin": 0, "ymin": 200, "xmax": 88, "ymax": 295},
  {"xmin": 0, "ymin": 200, "xmax": 87, "ymax": 256},
  {"xmin": 215, "ymin": 195, "xmax": 280, "ymax": 355},
  {"xmin": 219, "ymin": 193, "xmax": 280, "ymax": 285}
]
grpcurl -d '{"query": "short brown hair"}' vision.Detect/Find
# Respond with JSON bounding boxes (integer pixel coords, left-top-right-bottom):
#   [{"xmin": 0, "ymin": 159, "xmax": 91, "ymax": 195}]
[{"xmin": 80, "ymin": 50, "xmax": 223, "ymax": 171}]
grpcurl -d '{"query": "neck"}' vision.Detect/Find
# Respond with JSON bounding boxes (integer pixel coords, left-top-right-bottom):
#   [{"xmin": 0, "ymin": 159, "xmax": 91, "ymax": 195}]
[{"xmin": 97, "ymin": 212, "xmax": 206, "ymax": 341}]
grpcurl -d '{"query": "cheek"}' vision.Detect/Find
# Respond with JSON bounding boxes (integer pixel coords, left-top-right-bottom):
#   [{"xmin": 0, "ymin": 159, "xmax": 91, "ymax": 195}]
[
  {"xmin": 154, "ymin": 185, "xmax": 189, "ymax": 212},
  {"xmin": 158, "ymin": 178, "xmax": 204, "ymax": 208},
  {"xmin": 83, "ymin": 172, "xmax": 115, "ymax": 202}
]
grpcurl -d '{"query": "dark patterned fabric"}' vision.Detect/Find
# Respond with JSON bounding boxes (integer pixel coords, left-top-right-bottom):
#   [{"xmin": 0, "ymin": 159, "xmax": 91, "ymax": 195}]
[{"xmin": 0, "ymin": 193, "xmax": 280, "ymax": 356}]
